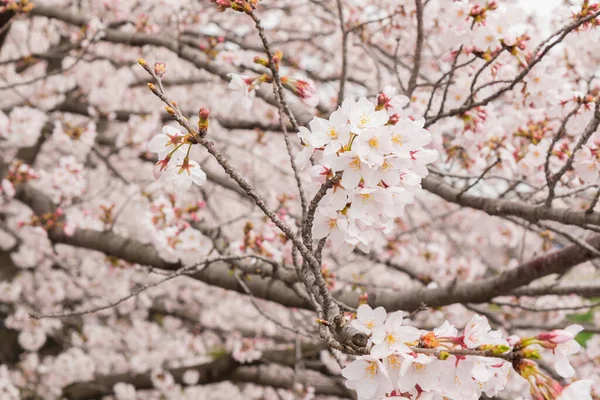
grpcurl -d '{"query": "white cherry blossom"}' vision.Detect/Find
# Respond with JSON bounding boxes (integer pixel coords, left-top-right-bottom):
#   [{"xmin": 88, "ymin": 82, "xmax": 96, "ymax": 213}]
[{"xmin": 350, "ymin": 304, "xmax": 387, "ymax": 335}]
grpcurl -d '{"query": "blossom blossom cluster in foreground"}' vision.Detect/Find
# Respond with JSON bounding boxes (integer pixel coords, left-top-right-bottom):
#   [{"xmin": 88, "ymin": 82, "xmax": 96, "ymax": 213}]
[
  {"xmin": 342, "ymin": 305, "xmax": 591, "ymax": 400},
  {"xmin": 147, "ymin": 106, "xmax": 210, "ymax": 192},
  {"xmin": 300, "ymin": 88, "xmax": 437, "ymax": 255}
]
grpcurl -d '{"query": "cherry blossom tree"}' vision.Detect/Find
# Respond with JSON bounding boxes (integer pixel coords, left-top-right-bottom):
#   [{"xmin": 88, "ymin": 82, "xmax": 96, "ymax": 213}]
[{"xmin": 0, "ymin": 0, "xmax": 600, "ymax": 399}]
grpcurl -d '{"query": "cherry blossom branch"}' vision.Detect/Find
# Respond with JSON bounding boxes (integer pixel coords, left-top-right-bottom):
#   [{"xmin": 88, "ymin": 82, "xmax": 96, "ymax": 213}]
[
  {"xmin": 510, "ymin": 282, "xmax": 600, "ymax": 298},
  {"xmin": 29, "ymin": 256, "xmax": 259, "ymax": 320},
  {"xmin": 61, "ymin": 347, "xmax": 349, "ymax": 400},
  {"xmin": 490, "ymin": 299, "xmax": 600, "ymax": 312},
  {"xmin": 335, "ymin": 0, "xmax": 347, "ymax": 106},
  {"xmin": 425, "ymin": 8, "xmax": 600, "ymax": 128},
  {"xmin": 422, "ymin": 175, "xmax": 600, "ymax": 226},
  {"xmin": 13, "ymin": 179, "xmax": 600, "ymax": 318},
  {"xmin": 28, "ymin": 5, "xmax": 315, "ymax": 125},
  {"xmin": 302, "ymin": 172, "xmax": 342, "ymax": 251},
  {"xmin": 456, "ymin": 157, "xmax": 501, "ymax": 198},
  {"xmin": 546, "ymin": 101, "xmax": 600, "ymax": 206},
  {"xmin": 543, "ymin": 103, "xmax": 582, "ymax": 203},
  {"xmin": 140, "ymin": 65, "xmax": 365, "ymax": 350},
  {"xmin": 406, "ymin": 0, "xmax": 424, "ymax": 97},
  {"xmin": 233, "ymin": 272, "xmax": 316, "ymax": 339},
  {"xmin": 246, "ymin": 9, "xmax": 308, "ymax": 220}
]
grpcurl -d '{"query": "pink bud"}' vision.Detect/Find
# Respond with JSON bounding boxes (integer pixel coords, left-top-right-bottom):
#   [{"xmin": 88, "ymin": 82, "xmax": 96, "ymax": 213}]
[
  {"xmin": 199, "ymin": 108, "xmax": 210, "ymax": 120},
  {"xmin": 377, "ymin": 92, "xmax": 389, "ymax": 108},
  {"xmin": 537, "ymin": 329, "xmax": 575, "ymax": 344}
]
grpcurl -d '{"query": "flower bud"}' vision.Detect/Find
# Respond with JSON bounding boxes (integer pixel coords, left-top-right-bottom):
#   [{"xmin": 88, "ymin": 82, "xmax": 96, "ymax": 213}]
[
  {"xmin": 536, "ymin": 329, "xmax": 575, "ymax": 344},
  {"xmin": 253, "ymin": 56, "xmax": 269, "ymax": 67},
  {"xmin": 377, "ymin": 92, "xmax": 389, "ymax": 110},
  {"xmin": 358, "ymin": 293, "xmax": 368, "ymax": 305},
  {"xmin": 198, "ymin": 107, "xmax": 210, "ymax": 135},
  {"xmin": 154, "ymin": 62, "xmax": 166, "ymax": 78},
  {"xmin": 147, "ymin": 83, "xmax": 160, "ymax": 96}
]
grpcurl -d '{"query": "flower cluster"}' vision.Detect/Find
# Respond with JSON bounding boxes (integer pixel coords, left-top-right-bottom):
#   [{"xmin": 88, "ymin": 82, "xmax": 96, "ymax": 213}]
[
  {"xmin": 0, "ymin": 106, "xmax": 47, "ymax": 149},
  {"xmin": 147, "ymin": 123, "xmax": 208, "ymax": 193},
  {"xmin": 0, "ymin": 161, "xmax": 38, "ymax": 199},
  {"xmin": 447, "ymin": 1, "xmax": 527, "ymax": 55},
  {"xmin": 303, "ymin": 87, "xmax": 437, "ymax": 255},
  {"xmin": 146, "ymin": 194, "xmax": 208, "ymax": 264},
  {"xmin": 341, "ymin": 305, "xmax": 591, "ymax": 400}
]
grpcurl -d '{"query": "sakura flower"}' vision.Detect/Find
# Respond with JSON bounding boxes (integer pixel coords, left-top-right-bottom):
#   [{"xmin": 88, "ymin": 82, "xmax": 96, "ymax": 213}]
[
  {"xmin": 362, "ymin": 156, "xmax": 411, "ymax": 187},
  {"xmin": 389, "ymin": 118, "xmax": 431, "ymax": 154},
  {"xmin": 553, "ymin": 324, "xmax": 583, "ymax": 378},
  {"xmin": 308, "ymin": 110, "xmax": 351, "ymax": 154},
  {"xmin": 472, "ymin": 25, "xmax": 501, "ymax": 51},
  {"xmin": 148, "ymin": 125, "xmax": 186, "ymax": 160},
  {"xmin": 380, "ymin": 186, "xmax": 414, "ymax": 219},
  {"xmin": 336, "ymin": 151, "xmax": 372, "ymax": 189},
  {"xmin": 312, "ymin": 208, "xmax": 349, "ymax": 253},
  {"xmin": 164, "ymin": 159, "xmax": 207, "ymax": 192},
  {"xmin": 522, "ymin": 140, "xmax": 550, "ymax": 168},
  {"xmin": 396, "ymin": 353, "xmax": 439, "ymax": 393},
  {"xmin": 318, "ymin": 186, "xmax": 350, "ymax": 211},
  {"xmin": 574, "ymin": 146, "xmax": 599, "ymax": 183},
  {"xmin": 382, "ymin": 353, "xmax": 404, "ymax": 393},
  {"xmin": 558, "ymin": 380, "xmax": 594, "ymax": 400},
  {"xmin": 18, "ymin": 326, "xmax": 47, "ymax": 351},
  {"xmin": 347, "ymin": 187, "xmax": 387, "ymax": 226},
  {"xmin": 351, "ymin": 304, "xmax": 387, "ymax": 335},
  {"xmin": 463, "ymin": 314, "xmax": 508, "ymax": 349},
  {"xmin": 150, "ymin": 369, "xmax": 175, "ymax": 393},
  {"xmin": 409, "ymin": 148, "xmax": 438, "ymax": 178},
  {"xmin": 228, "ymin": 73, "xmax": 256, "ymax": 109},
  {"xmin": 113, "ymin": 382, "xmax": 136, "ymax": 400},
  {"xmin": 311, "ymin": 164, "xmax": 332, "ymax": 184},
  {"xmin": 354, "ymin": 127, "xmax": 392, "ymax": 167},
  {"xmin": 346, "ymin": 97, "xmax": 389, "ymax": 133},
  {"xmin": 371, "ymin": 311, "xmax": 421, "ymax": 358},
  {"xmin": 341, "ymin": 355, "xmax": 393, "ymax": 400},
  {"xmin": 380, "ymin": 85, "xmax": 409, "ymax": 114},
  {"xmin": 436, "ymin": 356, "xmax": 481, "ymax": 399}
]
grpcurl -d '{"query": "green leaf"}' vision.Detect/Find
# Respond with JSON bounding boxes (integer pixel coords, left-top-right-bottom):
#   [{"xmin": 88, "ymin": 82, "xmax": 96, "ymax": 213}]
[
  {"xmin": 575, "ymin": 331, "xmax": 594, "ymax": 348},
  {"xmin": 566, "ymin": 310, "xmax": 594, "ymax": 324}
]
